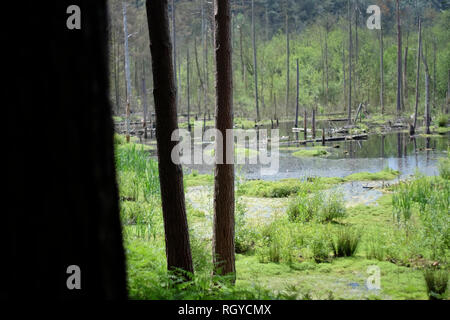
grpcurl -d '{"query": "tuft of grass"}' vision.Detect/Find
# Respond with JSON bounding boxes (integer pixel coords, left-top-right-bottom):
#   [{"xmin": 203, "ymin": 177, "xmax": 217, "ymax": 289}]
[
  {"xmin": 287, "ymin": 190, "xmax": 346, "ymax": 223},
  {"xmin": 329, "ymin": 227, "xmax": 361, "ymax": 258},
  {"xmin": 423, "ymin": 268, "xmax": 448, "ymax": 300}
]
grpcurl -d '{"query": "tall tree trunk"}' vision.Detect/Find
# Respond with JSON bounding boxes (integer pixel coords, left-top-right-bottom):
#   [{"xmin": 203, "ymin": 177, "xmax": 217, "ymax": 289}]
[
  {"xmin": 187, "ymin": 48, "xmax": 191, "ymax": 132},
  {"xmin": 145, "ymin": 0, "xmax": 194, "ymax": 276},
  {"xmin": 413, "ymin": 19, "xmax": 422, "ymax": 133},
  {"xmin": 295, "ymin": 59, "xmax": 299, "ymax": 128},
  {"xmin": 354, "ymin": 1, "xmax": 359, "ymax": 103},
  {"xmin": 194, "ymin": 37, "xmax": 204, "ymax": 116},
  {"xmin": 325, "ymin": 21, "xmax": 329, "ymax": 107},
  {"xmin": 396, "ymin": 0, "xmax": 403, "ymax": 116},
  {"xmin": 122, "ymin": 2, "xmax": 132, "ymax": 142},
  {"xmin": 285, "ymin": 1, "xmax": 290, "ymax": 118},
  {"xmin": 403, "ymin": 32, "xmax": 409, "ymax": 109},
  {"xmin": 251, "ymin": 0, "xmax": 260, "ymax": 122},
  {"xmin": 239, "ymin": 24, "xmax": 246, "ymax": 89},
  {"xmin": 380, "ymin": 26, "xmax": 384, "ymax": 115},
  {"xmin": 421, "ymin": 38, "xmax": 431, "ymax": 135},
  {"xmin": 171, "ymin": 0, "xmax": 178, "ymax": 110},
  {"xmin": 8, "ymin": 0, "xmax": 127, "ymax": 299},
  {"xmin": 343, "ymin": 42, "xmax": 346, "ymax": 111},
  {"xmin": 142, "ymin": 62, "xmax": 148, "ymax": 139},
  {"xmin": 348, "ymin": 0, "xmax": 352, "ymax": 124},
  {"xmin": 213, "ymin": 0, "xmax": 235, "ymax": 281}
]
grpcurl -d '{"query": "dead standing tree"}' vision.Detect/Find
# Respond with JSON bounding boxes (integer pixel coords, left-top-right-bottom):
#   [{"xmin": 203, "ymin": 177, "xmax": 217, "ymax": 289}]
[{"xmin": 145, "ymin": 0, "xmax": 194, "ymax": 276}]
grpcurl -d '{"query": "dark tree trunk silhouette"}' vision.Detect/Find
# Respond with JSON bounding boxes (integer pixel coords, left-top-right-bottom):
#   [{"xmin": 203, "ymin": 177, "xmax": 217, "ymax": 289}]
[
  {"xmin": 145, "ymin": 0, "xmax": 194, "ymax": 275},
  {"xmin": 7, "ymin": 0, "xmax": 127, "ymax": 299},
  {"xmin": 213, "ymin": 0, "xmax": 235, "ymax": 281}
]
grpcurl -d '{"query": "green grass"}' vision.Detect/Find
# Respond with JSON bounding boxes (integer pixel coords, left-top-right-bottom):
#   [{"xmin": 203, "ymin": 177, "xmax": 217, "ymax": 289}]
[
  {"xmin": 345, "ymin": 167, "xmax": 400, "ymax": 181},
  {"xmin": 116, "ymin": 132, "xmax": 448, "ymax": 300},
  {"xmin": 184, "ymin": 170, "xmax": 214, "ymax": 188},
  {"xmin": 292, "ymin": 148, "xmax": 329, "ymax": 158}
]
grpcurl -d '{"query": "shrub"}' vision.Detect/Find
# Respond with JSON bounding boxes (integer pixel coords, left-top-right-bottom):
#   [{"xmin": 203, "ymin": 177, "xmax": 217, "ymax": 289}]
[
  {"xmin": 423, "ymin": 268, "xmax": 448, "ymax": 300},
  {"xmin": 234, "ymin": 197, "xmax": 255, "ymax": 254},
  {"xmin": 329, "ymin": 227, "xmax": 361, "ymax": 257}
]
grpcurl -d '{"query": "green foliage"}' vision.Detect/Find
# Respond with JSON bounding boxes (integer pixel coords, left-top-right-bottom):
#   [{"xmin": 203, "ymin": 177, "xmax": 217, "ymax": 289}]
[
  {"xmin": 345, "ymin": 167, "xmax": 400, "ymax": 181},
  {"xmin": 423, "ymin": 268, "xmax": 449, "ymax": 300},
  {"xmin": 436, "ymin": 114, "xmax": 448, "ymax": 127},
  {"xmin": 184, "ymin": 170, "xmax": 214, "ymax": 187},
  {"xmin": 287, "ymin": 190, "xmax": 346, "ymax": 223},
  {"xmin": 329, "ymin": 227, "xmax": 361, "ymax": 258}
]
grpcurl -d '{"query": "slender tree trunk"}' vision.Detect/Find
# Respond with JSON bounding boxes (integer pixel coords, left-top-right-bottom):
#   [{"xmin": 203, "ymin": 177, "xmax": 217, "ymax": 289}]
[
  {"xmin": 354, "ymin": 1, "xmax": 359, "ymax": 102},
  {"xmin": 380, "ymin": 26, "xmax": 384, "ymax": 115},
  {"xmin": 187, "ymin": 48, "xmax": 191, "ymax": 132},
  {"xmin": 312, "ymin": 108, "xmax": 316, "ymax": 139},
  {"xmin": 413, "ymin": 19, "xmax": 422, "ymax": 133},
  {"xmin": 396, "ymin": 0, "xmax": 403, "ymax": 116},
  {"xmin": 403, "ymin": 32, "xmax": 409, "ymax": 109},
  {"xmin": 239, "ymin": 24, "xmax": 246, "ymax": 88},
  {"xmin": 348, "ymin": 0, "xmax": 352, "ymax": 124},
  {"xmin": 8, "ymin": 0, "xmax": 127, "ymax": 299},
  {"xmin": 122, "ymin": 2, "xmax": 132, "ymax": 142},
  {"xmin": 303, "ymin": 110, "xmax": 307, "ymax": 141},
  {"xmin": 295, "ymin": 59, "xmax": 299, "ymax": 128},
  {"xmin": 432, "ymin": 38, "xmax": 437, "ymax": 109},
  {"xmin": 285, "ymin": 1, "xmax": 290, "ymax": 118},
  {"xmin": 343, "ymin": 42, "xmax": 346, "ymax": 111},
  {"xmin": 251, "ymin": 0, "xmax": 260, "ymax": 122},
  {"xmin": 325, "ymin": 21, "xmax": 329, "ymax": 107},
  {"xmin": 145, "ymin": 0, "xmax": 194, "ymax": 276},
  {"xmin": 194, "ymin": 37, "xmax": 204, "ymax": 116},
  {"xmin": 213, "ymin": 0, "xmax": 235, "ymax": 281},
  {"xmin": 142, "ymin": 62, "xmax": 148, "ymax": 139},
  {"xmin": 421, "ymin": 38, "xmax": 431, "ymax": 135}
]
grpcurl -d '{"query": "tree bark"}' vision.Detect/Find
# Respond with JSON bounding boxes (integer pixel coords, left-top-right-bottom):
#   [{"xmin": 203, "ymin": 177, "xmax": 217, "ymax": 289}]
[
  {"xmin": 285, "ymin": 0, "xmax": 290, "ymax": 118},
  {"xmin": 122, "ymin": 2, "xmax": 132, "ymax": 142},
  {"xmin": 142, "ymin": 62, "xmax": 148, "ymax": 139},
  {"xmin": 380, "ymin": 26, "xmax": 384, "ymax": 115},
  {"xmin": 145, "ymin": 0, "xmax": 194, "ymax": 276},
  {"xmin": 295, "ymin": 59, "xmax": 299, "ymax": 128},
  {"xmin": 421, "ymin": 38, "xmax": 431, "ymax": 135},
  {"xmin": 396, "ymin": 0, "xmax": 403, "ymax": 115},
  {"xmin": 213, "ymin": 0, "xmax": 235, "ymax": 281},
  {"xmin": 348, "ymin": 0, "xmax": 352, "ymax": 124},
  {"xmin": 7, "ymin": 0, "xmax": 127, "ymax": 299},
  {"xmin": 187, "ymin": 48, "xmax": 191, "ymax": 132},
  {"xmin": 413, "ymin": 19, "xmax": 422, "ymax": 134},
  {"xmin": 251, "ymin": 0, "xmax": 260, "ymax": 122}
]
